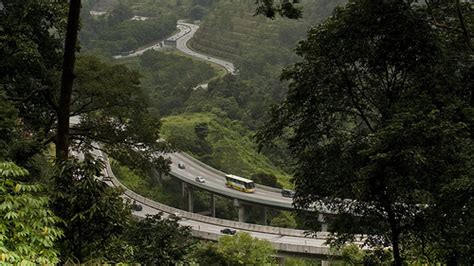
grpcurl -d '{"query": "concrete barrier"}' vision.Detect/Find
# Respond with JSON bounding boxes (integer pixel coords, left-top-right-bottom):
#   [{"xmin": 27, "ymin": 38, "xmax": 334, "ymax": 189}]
[{"xmin": 190, "ymin": 229, "xmax": 333, "ymax": 256}]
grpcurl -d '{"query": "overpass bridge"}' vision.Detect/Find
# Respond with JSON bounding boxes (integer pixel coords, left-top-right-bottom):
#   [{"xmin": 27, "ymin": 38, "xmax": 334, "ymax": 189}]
[{"xmin": 165, "ymin": 152, "xmax": 329, "ymax": 230}]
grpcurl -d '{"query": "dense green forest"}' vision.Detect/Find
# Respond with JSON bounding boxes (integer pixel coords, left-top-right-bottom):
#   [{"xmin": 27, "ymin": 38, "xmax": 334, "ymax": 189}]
[{"xmin": 1, "ymin": 0, "xmax": 472, "ymax": 264}]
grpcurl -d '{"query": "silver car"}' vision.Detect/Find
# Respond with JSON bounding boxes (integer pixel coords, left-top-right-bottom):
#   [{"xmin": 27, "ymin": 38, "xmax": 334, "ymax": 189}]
[{"xmin": 195, "ymin": 176, "xmax": 205, "ymax": 183}]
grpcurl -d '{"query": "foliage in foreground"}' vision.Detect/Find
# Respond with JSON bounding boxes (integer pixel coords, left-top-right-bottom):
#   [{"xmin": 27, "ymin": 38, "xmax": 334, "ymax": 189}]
[
  {"xmin": 51, "ymin": 157, "xmax": 132, "ymax": 262},
  {"xmin": 0, "ymin": 162, "xmax": 62, "ymax": 265},
  {"xmin": 340, "ymin": 244, "xmax": 392, "ymax": 265},
  {"xmin": 193, "ymin": 232, "xmax": 275, "ymax": 265},
  {"xmin": 124, "ymin": 213, "xmax": 196, "ymax": 265},
  {"xmin": 257, "ymin": 0, "xmax": 473, "ymax": 264},
  {"xmin": 46, "ymin": 157, "xmax": 196, "ymax": 265},
  {"xmin": 1, "ymin": 0, "xmax": 171, "ymax": 173}
]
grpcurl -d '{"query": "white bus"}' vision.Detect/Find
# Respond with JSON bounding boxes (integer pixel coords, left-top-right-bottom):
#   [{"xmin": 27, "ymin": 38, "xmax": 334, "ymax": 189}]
[{"xmin": 225, "ymin": 174, "xmax": 255, "ymax": 193}]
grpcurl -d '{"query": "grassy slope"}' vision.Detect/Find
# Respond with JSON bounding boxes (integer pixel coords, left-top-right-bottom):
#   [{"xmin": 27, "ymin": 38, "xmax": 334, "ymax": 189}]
[
  {"xmin": 111, "ymin": 160, "xmax": 186, "ymax": 208},
  {"xmin": 161, "ymin": 112, "xmax": 292, "ymax": 188}
]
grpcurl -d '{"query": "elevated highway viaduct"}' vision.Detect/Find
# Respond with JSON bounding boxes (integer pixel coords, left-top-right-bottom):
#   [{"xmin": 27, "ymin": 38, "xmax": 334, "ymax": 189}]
[{"xmin": 101, "ymin": 153, "xmax": 335, "ymax": 258}]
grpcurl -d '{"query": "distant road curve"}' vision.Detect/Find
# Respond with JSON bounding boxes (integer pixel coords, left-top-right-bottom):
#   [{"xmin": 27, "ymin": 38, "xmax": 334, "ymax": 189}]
[
  {"xmin": 176, "ymin": 22, "xmax": 237, "ymax": 75},
  {"xmin": 112, "ymin": 20, "xmax": 237, "ymax": 76}
]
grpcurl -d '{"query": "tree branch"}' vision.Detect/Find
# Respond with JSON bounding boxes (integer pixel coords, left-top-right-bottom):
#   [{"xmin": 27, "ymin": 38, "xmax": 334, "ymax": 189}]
[
  {"xmin": 333, "ymin": 60, "xmax": 376, "ymax": 133},
  {"xmin": 455, "ymin": 0, "xmax": 473, "ymax": 51}
]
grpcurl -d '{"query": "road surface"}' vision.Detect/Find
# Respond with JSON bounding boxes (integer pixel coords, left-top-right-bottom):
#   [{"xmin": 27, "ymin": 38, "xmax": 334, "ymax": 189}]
[{"xmin": 168, "ymin": 152, "xmax": 295, "ymax": 210}]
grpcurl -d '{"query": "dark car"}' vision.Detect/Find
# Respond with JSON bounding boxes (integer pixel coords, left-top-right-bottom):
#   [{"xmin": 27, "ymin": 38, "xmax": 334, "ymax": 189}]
[
  {"xmin": 131, "ymin": 201, "xmax": 143, "ymax": 211},
  {"xmin": 281, "ymin": 189, "xmax": 295, "ymax": 198},
  {"xmin": 168, "ymin": 212, "xmax": 182, "ymax": 220},
  {"xmin": 178, "ymin": 163, "xmax": 185, "ymax": 169},
  {"xmin": 220, "ymin": 228, "xmax": 237, "ymax": 235}
]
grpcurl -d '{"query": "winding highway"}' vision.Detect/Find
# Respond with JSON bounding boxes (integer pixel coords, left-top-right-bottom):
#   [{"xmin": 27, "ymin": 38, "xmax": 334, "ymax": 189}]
[
  {"xmin": 103, "ymin": 20, "xmax": 336, "ymax": 255},
  {"xmin": 165, "ymin": 24, "xmax": 297, "ymax": 209},
  {"xmin": 111, "ymin": 22, "xmax": 294, "ymax": 210},
  {"xmin": 110, "ymin": 21, "xmax": 294, "ymax": 210},
  {"xmin": 113, "ymin": 20, "xmax": 237, "ymax": 74}
]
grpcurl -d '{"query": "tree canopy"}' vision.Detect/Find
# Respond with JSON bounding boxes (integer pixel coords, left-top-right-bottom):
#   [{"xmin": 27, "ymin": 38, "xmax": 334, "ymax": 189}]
[
  {"xmin": 124, "ymin": 213, "xmax": 196, "ymax": 265},
  {"xmin": 0, "ymin": 1, "xmax": 186, "ymax": 263},
  {"xmin": 257, "ymin": 0, "xmax": 473, "ymax": 264},
  {"xmin": 193, "ymin": 232, "xmax": 275, "ymax": 265},
  {"xmin": 51, "ymin": 157, "xmax": 132, "ymax": 262},
  {"xmin": 0, "ymin": 0, "xmax": 171, "ymax": 174}
]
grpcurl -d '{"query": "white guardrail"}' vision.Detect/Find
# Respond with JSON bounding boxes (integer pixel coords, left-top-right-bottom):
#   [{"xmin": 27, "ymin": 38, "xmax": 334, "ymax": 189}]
[{"xmin": 104, "ymin": 158, "xmax": 333, "ymax": 256}]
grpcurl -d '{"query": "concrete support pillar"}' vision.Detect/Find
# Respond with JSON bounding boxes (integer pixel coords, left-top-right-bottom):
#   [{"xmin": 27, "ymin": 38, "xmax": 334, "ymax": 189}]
[
  {"xmin": 181, "ymin": 181, "xmax": 186, "ymax": 198},
  {"xmin": 321, "ymin": 260, "xmax": 330, "ymax": 266},
  {"xmin": 187, "ymin": 185, "xmax": 194, "ymax": 213},
  {"xmin": 275, "ymin": 256, "xmax": 285, "ymax": 266},
  {"xmin": 321, "ymin": 223, "xmax": 329, "ymax": 232},
  {"xmin": 318, "ymin": 213, "xmax": 328, "ymax": 232},
  {"xmin": 234, "ymin": 199, "xmax": 246, "ymax": 222},
  {"xmin": 210, "ymin": 193, "xmax": 216, "ymax": 217},
  {"xmin": 238, "ymin": 205, "xmax": 246, "ymax": 222},
  {"xmin": 263, "ymin": 207, "xmax": 268, "ymax": 225}
]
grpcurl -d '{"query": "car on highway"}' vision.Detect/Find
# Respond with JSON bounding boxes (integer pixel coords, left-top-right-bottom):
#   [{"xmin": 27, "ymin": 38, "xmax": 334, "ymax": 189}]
[
  {"xmin": 168, "ymin": 212, "xmax": 182, "ymax": 220},
  {"xmin": 195, "ymin": 176, "xmax": 205, "ymax": 183},
  {"xmin": 178, "ymin": 162, "xmax": 185, "ymax": 169},
  {"xmin": 131, "ymin": 201, "xmax": 143, "ymax": 211},
  {"xmin": 220, "ymin": 228, "xmax": 237, "ymax": 235},
  {"xmin": 281, "ymin": 189, "xmax": 295, "ymax": 198}
]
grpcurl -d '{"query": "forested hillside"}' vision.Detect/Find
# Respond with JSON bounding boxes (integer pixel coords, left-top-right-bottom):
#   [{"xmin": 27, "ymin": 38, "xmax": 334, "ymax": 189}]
[
  {"xmin": 77, "ymin": 1, "xmax": 348, "ymax": 186},
  {"xmin": 120, "ymin": 50, "xmax": 218, "ymax": 117},
  {"xmin": 190, "ymin": 0, "xmax": 346, "ymax": 78}
]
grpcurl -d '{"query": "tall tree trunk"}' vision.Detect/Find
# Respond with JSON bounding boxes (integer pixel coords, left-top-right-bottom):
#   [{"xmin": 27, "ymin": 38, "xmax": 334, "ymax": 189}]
[
  {"xmin": 392, "ymin": 229, "xmax": 402, "ymax": 266},
  {"xmin": 387, "ymin": 208, "xmax": 402, "ymax": 266},
  {"xmin": 56, "ymin": 0, "xmax": 81, "ymax": 160}
]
